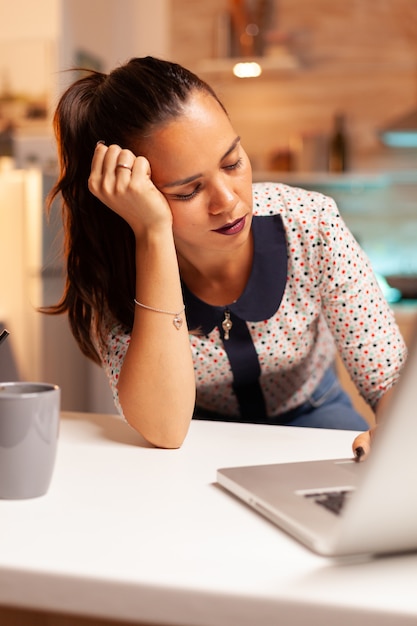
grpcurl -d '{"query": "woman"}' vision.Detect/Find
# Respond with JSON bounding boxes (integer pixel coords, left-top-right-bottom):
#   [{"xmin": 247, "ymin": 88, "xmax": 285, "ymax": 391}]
[{"xmin": 47, "ymin": 56, "xmax": 406, "ymax": 454}]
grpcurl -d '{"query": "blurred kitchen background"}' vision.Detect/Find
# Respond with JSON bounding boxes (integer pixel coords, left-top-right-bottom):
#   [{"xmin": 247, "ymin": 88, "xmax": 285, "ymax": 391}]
[{"xmin": 1, "ymin": 0, "xmax": 416, "ymax": 415}]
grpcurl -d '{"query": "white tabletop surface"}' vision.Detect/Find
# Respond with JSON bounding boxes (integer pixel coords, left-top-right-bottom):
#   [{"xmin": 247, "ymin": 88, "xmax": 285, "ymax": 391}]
[{"xmin": 0, "ymin": 411, "xmax": 416, "ymax": 626}]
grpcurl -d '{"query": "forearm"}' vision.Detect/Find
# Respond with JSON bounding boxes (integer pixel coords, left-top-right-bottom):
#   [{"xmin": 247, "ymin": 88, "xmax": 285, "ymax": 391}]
[{"xmin": 117, "ymin": 228, "xmax": 195, "ymax": 448}]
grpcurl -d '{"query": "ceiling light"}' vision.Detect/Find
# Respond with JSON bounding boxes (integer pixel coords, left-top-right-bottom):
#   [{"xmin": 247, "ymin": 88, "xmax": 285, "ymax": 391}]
[{"xmin": 232, "ymin": 61, "xmax": 262, "ymax": 78}]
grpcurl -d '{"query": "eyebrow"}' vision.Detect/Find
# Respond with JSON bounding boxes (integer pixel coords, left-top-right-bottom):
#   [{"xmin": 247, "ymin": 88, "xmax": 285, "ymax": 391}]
[{"xmin": 161, "ymin": 136, "xmax": 241, "ymax": 189}]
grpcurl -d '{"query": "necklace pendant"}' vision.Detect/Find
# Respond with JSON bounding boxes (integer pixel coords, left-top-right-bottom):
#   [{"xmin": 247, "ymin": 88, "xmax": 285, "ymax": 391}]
[{"xmin": 222, "ymin": 310, "xmax": 232, "ymax": 340}]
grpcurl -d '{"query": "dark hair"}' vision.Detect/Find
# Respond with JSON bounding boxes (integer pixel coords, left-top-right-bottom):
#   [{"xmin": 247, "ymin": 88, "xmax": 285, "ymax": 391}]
[{"xmin": 44, "ymin": 57, "xmax": 224, "ymax": 363}]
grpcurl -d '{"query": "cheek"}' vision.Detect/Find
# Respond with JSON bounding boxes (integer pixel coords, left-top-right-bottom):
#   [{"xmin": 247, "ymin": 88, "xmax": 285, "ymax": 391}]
[
  {"xmin": 169, "ymin": 194, "xmax": 209, "ymax": 226},
  {"xmin": 170, "ymin": 205, "xmax": 200, "ymax": 236}
]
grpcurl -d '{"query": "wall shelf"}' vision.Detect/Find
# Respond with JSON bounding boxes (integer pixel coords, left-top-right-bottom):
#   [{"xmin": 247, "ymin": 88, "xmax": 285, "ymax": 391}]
[{"xmin": 197, "ymin": 51, "xmax": 300, "ymax": 77}]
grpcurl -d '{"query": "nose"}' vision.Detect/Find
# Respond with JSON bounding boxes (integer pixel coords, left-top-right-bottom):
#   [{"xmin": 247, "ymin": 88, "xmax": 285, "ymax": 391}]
[{"xmin": 208, "ymin": 179, "xmax": 237, "ymax": 215}]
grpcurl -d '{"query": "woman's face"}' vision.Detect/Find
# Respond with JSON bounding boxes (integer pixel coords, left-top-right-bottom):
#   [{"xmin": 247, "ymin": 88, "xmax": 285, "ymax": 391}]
[{"xmin": 139, "ymin": 90, "xmax": 253, "ymax": 260}]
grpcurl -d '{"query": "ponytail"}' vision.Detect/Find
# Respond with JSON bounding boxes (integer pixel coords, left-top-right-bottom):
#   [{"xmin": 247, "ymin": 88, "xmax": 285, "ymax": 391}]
[{"xmin": 43, "ymin": 57, "xmax": 225, "ymax": 363}]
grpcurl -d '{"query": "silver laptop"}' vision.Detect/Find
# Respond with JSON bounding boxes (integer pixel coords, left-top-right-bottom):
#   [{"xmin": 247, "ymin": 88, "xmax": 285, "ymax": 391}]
[{"xmin": 217, "ymin": 332, "xmax": 417, "ymax": 558}]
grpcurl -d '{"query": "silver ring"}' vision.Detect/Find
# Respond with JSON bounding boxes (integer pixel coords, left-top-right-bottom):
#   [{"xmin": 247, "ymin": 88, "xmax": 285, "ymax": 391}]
[{"xmin": 116, "ymin": 163, "xmax": 133, "ymax": 172}]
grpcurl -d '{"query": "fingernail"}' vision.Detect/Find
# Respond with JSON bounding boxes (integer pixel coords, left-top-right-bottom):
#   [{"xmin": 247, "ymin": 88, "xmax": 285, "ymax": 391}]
[
  {"xmin": 96, "ymin": 139, "xmax": 106, "ymax": 147},
  {"xmin": 354, "ymin": 446, "xmax": 365, "ymax": 460}
]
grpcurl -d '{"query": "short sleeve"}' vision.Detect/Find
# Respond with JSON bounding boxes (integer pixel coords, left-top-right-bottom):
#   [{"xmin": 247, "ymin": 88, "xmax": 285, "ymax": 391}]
[{"xmin": 95, "ymin": 320, "xmax": 131, "ymax": 416}]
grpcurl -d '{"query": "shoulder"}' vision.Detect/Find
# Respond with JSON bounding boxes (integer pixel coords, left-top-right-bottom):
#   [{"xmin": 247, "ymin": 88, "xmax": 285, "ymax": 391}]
[
  {"xmin": 252, "ymin": 181, "xmax": 336, "ymax": 220},
  {"xmin": 252, "ymin": 182, "xmax": 353, "ymax": 256}
]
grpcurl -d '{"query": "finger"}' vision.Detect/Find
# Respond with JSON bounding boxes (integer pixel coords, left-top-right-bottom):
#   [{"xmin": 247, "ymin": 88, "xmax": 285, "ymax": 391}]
[
  {"xmin": 115, "ymin": 163, "xmax": 133, "ymax": 174},
  {"xmin": 94, "ymin": 146, "xmax": 134, "ymax": 197},
  {"xmin": 90, "ymin": 142, "xmax": 126, "ymax": 181},
  {"xmin": 100, "ymin": 144, "xmax": 124, "ymax": 176},
  {"xmin": 352, "ymin": 425, "xmax": 377, "ymax": 462},
  {"xmin": 89, "ymin": 144, "xmax": 126, "ymax": 200},
  {"xmin": 131, "ymin": 155, "xmax": 152, "ymax": 178},
  {"xmin": 115, "ymin": 148, "xmax": 135, "ymax": 174},
  {"xmin": 352, "ymin": 431, "xmax": 371, "ymax": 461},
  {"xmin": 89, "ymin": 142, "xmax": 109, "ymax": 196},
  {"xmin": 94, "ymin": 145, "xmax": 133, "ymax": 178},
  {"xmin": 90, "ymin": 141, "xmax": 108, "ymax": 175}
]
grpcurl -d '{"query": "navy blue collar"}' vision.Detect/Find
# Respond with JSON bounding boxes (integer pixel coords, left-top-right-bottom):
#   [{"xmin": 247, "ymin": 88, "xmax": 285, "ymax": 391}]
[{"xmin": 182, "ymin": 214, "xmax": 287, "ymax": 334}]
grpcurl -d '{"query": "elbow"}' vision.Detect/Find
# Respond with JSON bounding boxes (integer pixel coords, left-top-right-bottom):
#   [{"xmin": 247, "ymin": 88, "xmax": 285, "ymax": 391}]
[
  {"xmin": 121, "ymin": 402, "xmax": 193, "ymax": 449},
  {"xmin": 142, "ymin": 424, "xmax": 189, "ymax": 449},
  {"xmin": 128, "ymin": 417, "xmax": 190, "ymax": 449},
  {"xmin": 117, "ymin": 383, "xmax": 195, "ymax": 449}
]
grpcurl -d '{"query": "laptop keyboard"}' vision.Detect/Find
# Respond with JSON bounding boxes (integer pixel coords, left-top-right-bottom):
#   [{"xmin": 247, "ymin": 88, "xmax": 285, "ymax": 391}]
[{"xmin": 304, "ymin": 490, "xmax": 353, "ymax": 515}]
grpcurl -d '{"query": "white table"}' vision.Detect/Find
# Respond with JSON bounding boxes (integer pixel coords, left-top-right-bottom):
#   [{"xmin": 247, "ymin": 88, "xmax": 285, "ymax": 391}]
[{"xmin": 0, "ymin": 412, "xmax": 416, "ymax": 626}]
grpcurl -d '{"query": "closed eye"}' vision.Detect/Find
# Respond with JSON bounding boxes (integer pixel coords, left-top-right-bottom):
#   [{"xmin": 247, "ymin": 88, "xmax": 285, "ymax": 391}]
[
  {"xmin": 167, "ymin": 155, "xmax": 243, "ymax": 201},
  {"xmin": 223, "ymin": 157, "xmax": 243, "ymax": 171},
  {"xmin": 171, "ymin": 183, "xmax": 202, "ymax": 202}
]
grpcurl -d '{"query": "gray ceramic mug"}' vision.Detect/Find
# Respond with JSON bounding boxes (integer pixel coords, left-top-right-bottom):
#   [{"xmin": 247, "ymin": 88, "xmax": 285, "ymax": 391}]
[{"xmin": 0, "ymin": 382, "xmax": 60, "ymax": 499}]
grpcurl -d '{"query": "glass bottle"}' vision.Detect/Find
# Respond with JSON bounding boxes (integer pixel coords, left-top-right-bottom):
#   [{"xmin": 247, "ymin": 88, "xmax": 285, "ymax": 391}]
[{"xmin": 328, "ymin": 113, "xmax": 349, "ymax": 173}]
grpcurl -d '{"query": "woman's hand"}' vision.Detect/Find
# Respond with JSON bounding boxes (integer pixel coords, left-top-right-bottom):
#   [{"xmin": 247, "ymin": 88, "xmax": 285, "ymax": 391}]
[
  {"xmin": 88, "ymin": 142, "xmax": 172, "ymax": 237},
  {"xmin": 353, "ymin": 386, "xmax": 395, "ymax": 461},
  {"xmin": 352, "ymin": 425, "xmax": 378, "ymax": 462}
]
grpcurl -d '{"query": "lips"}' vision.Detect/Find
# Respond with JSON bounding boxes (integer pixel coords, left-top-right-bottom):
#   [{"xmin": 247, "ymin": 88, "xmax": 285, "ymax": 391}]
[{"xmin": 213, "ymin": 216, "xmax": 246, "ymax": 236}]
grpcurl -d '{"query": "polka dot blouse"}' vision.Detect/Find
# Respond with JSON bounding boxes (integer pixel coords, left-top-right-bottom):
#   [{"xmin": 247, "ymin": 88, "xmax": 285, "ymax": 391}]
[{"xmin": 98, "ymin": 182, "xmax": 407, "ymax": 420}]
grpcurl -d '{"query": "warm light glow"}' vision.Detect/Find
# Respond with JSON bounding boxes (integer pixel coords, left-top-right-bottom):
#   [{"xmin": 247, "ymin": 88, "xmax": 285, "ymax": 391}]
[{"xmin": 232, "ymin": 62, "xmax": 262, "ymax": 78}]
